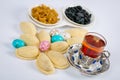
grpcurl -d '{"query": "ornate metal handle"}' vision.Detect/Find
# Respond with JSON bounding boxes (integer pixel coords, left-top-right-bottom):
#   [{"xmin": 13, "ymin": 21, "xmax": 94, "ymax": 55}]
[{"xmin": 103, "ymin": 50, "xmax": 110, "ymax": 58}]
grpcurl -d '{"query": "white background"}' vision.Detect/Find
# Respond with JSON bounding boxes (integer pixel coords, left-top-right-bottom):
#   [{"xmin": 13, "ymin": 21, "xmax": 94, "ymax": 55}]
[{"xmin": 0, "ymin": 0, "xmax": 120, "ymax": 80}]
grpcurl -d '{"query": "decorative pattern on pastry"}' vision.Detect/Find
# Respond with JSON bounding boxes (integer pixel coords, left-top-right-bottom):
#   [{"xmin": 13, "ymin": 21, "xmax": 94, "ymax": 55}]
[
  {"xmin": 20, "ymin": 34, "xmax": 39, "ymax": 46},
  {"xmin": 65, "ymin": 28, "xmax": 88, "ymax": 39},
  {"xmin": 50, "ymin": 41, "xmax": 68, "ymax": 54},
  {"xmin": 37, "ymin": 30, "xmax": 50, "ymax": 42},
  {"xmin": 20, "ymin": 22, "xmax": 37, "ymax": 35},
  {"xmin": 58, "ymin": 48, "xmax": 68, "ymax": 54},
  {"xmin": 36, "ymin": 53, "xmax": 55, "ymax": 74},
  {"xmin": 46, "ymin": 50, "xmax": 69, "ymax": 69},
  {"xmin": 67, "ymin": 37, "xmax": 83, "ymax": 46},
  {"xmin": 15, "ymin": 46, "xmax": 39, "ymax": 60}
]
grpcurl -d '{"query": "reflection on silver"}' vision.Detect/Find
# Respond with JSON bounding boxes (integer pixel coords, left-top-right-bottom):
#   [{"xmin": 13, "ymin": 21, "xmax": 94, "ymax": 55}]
[{"xmin": 67, "ymin": 44, "xmax": 110, "ymax": 75}]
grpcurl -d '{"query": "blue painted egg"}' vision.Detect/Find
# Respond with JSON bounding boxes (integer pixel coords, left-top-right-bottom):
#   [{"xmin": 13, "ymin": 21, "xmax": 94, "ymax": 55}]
[
  {"xmin": 12, "ymin": 39, "xmax": 26, "ymax": 48},
  {"xmin": 51, "ymin": 35, "xmax": 64, "ymax": 43}
]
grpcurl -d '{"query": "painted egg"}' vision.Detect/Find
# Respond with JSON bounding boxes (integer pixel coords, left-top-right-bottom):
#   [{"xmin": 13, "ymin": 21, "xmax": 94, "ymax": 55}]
[
  {"xmin": 12, "ymin": 39, "xmax": 26, "ymax": 48},
  {"xmin": 59, "ymin": 32, "xmax": 71, "ymax": 40},
  {"xmin": 51, "ymin": 35, "xmax": 64, "ymax": 43},
  {"xmin": 39, "ymin": 41, "xmax": 50, "ymax": 51},
  {"xmin": 50, "ymin": 29, "xmax": 60, "ymax": 36}
]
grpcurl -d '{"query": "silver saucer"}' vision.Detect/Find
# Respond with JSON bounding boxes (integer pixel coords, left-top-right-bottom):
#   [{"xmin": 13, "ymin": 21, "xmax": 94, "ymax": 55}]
[{"xmin": 67, "ymin": 44, "xmax": 110, "ymax": 75}]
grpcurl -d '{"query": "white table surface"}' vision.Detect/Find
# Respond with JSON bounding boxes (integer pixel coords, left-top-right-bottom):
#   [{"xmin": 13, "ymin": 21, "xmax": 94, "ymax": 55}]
[{"xmin": 0, "ymin": 0, "xmax": 120, "ymax": 80}]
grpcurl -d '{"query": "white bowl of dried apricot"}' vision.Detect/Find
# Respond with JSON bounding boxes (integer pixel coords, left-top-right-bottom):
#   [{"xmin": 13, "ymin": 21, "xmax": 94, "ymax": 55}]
[{"xmin": 28, "ymin": 4, "xmax": 62, "ymax": 27}]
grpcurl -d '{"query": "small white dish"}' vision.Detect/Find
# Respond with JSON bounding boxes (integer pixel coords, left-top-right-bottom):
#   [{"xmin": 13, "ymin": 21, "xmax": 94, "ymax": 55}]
[
  {"xmin": 28, "ymin": 4, "xmax": 62, "ymax": 28},
  {"xmin": 28, "ymin": 15, "xmax": 64, "ymax": 29},
  {"xmin": 63, "ymin": 5, "xmax": 95, "ymax": 27}
]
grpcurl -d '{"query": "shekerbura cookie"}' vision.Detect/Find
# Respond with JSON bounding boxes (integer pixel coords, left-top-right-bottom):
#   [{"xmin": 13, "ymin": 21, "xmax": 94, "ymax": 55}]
[
  {"xmin": 50, "ymin": 41, "xmax": 68, "ymax": 54},
  {"xmin": 16, "ymin": 46, "xmax": 39, "ymax": 60},
  {"xmin": 36, "ymin": 53, "xmax": 55, "ymax": 74},
  {"xmin": 65, "ymin": 28, "xmax": 88, "ymax": 39},
  {"xmin": 37, "ymin": 30, "xmax": 50, "ymax": 42},
  {"xmin": 20, "ymin": 34, "xmax": 39, "ymax": 46},
  {"xmin": 46, "ymin": 50, "xmax": 69, "ymax": 69},
  {"xmin": 67, "ymin": 37, "xmax": 83, "ymax": 46},
  {"xmin": 20, "ymin": 22, "xmax": 37, "ymax": 35}
]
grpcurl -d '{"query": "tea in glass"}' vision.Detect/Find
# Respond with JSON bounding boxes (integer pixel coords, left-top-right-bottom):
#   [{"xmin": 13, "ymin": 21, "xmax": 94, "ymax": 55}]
[{"xmin": 81, "ymin": 32, "xmax": 106, "ymax": 58}]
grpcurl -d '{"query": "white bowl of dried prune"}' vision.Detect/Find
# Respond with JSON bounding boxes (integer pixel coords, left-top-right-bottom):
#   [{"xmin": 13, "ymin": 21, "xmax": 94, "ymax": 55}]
[{"xmin": 63, "ymin": 5, "xmax": 94, "ymax": 27}]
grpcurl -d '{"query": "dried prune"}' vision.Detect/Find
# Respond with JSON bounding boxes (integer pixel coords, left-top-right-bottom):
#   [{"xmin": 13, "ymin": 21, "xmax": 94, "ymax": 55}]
[
  {"xmin": 65, "ymin": 5, "xmax": 92, "ymax": 25},
  {"xmin": 76, "ymin": 12, "xmax": 84, "ymax": 18}
]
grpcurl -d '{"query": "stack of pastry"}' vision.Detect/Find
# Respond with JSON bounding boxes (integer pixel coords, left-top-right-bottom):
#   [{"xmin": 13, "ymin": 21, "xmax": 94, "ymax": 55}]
[
  {"xmin": 15, "ymin": 22, "xmax": 71, "ymax": 75},
  {"xmin": 14, "ymin": 22, "xmax": 88, "ymax": 75}
]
